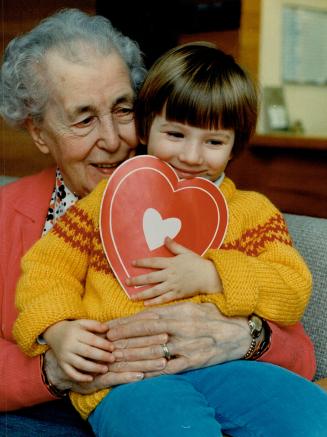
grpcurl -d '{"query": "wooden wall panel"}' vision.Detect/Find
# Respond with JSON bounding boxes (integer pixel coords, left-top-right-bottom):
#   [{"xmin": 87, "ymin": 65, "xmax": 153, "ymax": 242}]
[
  {"xmin": 226, "ymin": 135, "xmax": 327, "ymax": 218},
  {"xmin": 239, "ymin": 0, "xmax": 261, "ymax": 81},
  {"xmin": 179, "ymin": 30, "xmax": 240, "ymax": 61}
]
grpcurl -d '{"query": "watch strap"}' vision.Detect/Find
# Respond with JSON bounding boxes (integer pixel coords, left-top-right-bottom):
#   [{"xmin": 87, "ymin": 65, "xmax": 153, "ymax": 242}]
[
  {"xmin": 243, "ymin": 315, "xmax": 268, "ymax": 360},
  {"xmin": 243, "ymin": 338, "xmax": 257, "ymax": 360}
]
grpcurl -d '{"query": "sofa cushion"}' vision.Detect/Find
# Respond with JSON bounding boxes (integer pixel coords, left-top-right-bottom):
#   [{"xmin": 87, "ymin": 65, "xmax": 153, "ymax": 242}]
[{"xmin": 285, "ymin": 214, "xmax": 327, "ymax": 380}]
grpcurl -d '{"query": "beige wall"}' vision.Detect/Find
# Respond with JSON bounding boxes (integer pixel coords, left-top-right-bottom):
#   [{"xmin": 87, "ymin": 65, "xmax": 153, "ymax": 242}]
[{"xmin": 258, "ymin": 0, "xmax": 327, "ymax": 136}]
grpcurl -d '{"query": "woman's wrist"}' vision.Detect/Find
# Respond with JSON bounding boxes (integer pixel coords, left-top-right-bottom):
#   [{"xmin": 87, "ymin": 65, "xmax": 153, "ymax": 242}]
[
  {"xmin": 243, "ymin": 316, "xmax": 271, "ymax": 360},
  {"xmin": 41, "ymin": 351, "xmax": 71, "ymax": 397},
  {"xmin": 251, "ymin": 319, "xmax": 271, "ymax": 359}
]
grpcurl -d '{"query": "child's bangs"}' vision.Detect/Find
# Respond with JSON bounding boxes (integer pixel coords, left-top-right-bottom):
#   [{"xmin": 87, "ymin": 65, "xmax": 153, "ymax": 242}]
[{"xmin": 164, "ymin": 81, "xmax": 240, "ymax": 132}]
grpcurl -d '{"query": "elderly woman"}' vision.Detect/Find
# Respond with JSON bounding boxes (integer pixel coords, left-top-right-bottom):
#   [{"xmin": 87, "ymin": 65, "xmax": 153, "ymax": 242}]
[{"xmin": 0, "ymin": 8, "xmax": 318, "ymax": 436}]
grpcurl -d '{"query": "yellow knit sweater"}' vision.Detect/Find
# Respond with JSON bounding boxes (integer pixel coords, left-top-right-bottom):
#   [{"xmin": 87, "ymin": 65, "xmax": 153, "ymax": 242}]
[{"xmin": 13, "ymin": 177, "xmax": 312, "ymax": 419}]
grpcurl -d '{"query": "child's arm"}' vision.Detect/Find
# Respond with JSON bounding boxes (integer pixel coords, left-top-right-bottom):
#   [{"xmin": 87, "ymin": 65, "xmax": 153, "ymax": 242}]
[
  {"xmin": 43, "ymin": 319, "xmax": 114, "ymax": 382},
  {"xmin": 127, "ymin": 237, "xmax": 222, "ymax": 305},
  {"xmin": 202, "ymin": 233, "xmax": 312, "ymax": 325},
  {"xmin": 200, "ymin": 197, "xmax": 312, "ymax": 325},
  {"xmin": 128, "ymin": 196, "xmax": 312, "ymax": 325},
  {"xmin": 13, "ymin": 182, "xmax": 106, "ymax": 357}
]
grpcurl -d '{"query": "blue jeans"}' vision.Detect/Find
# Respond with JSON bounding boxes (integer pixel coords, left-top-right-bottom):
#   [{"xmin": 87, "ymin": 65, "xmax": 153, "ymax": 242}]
[
  {"xmin": 0, "ymin": 399, "xmax": 94, "ymax": 436},
  {"xmin": 89, "ymin": 361, "xmax": 327, "ymax": 437}
]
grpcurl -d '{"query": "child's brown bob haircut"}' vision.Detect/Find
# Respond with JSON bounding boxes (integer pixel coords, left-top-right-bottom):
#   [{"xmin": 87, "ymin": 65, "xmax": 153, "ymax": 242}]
[{"xmin": 136, "ymin": 42, "xmax": 258, "ymax": 157}]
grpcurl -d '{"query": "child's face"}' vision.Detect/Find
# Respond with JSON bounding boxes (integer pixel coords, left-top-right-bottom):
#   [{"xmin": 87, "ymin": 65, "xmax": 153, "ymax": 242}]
[{"xmin": 146, "ymin": 113, "xmax": 234, "ymax": 181}]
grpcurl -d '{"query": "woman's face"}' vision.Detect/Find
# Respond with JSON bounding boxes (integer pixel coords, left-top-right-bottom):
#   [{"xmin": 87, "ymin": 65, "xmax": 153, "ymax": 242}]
[{"xmin": 29, "ymin": 51, "xmax": 138, "ymax": 197}]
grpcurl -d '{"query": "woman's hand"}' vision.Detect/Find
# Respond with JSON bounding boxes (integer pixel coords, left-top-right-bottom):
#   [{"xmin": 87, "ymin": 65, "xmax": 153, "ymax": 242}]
[
  {"xmin": 43, "ymin": 349, "xmax": 145, "ymax": 395},
  {"xmin": 44, "ymin": 304, "xmax": 253, "ymax": 392},
  {"xmin": 107, "ymin": 302, "xmax": 252, "ymax": 377}
]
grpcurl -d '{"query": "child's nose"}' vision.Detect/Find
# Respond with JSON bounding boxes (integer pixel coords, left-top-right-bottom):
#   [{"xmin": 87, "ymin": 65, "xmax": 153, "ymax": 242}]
[{"xmin": 179, "ymin": 143, "xmax": 203, "ymax": 165}]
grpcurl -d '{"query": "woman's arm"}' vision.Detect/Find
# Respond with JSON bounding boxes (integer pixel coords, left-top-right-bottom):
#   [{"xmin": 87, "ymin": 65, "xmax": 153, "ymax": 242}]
[
  {"xmin": 106, "ymin": 302, "xmax": 316, "ymax": 380},
  {"xmin": 259, "ymin": 320, "xmax": 316, "ymax": 379},
  {"xmin": 0, "ymin": 173, "xmax": 61, "ymax": 411},
  {"xmin": 0, "ymin": 339, "xmax": 56, "ymax": 411}
]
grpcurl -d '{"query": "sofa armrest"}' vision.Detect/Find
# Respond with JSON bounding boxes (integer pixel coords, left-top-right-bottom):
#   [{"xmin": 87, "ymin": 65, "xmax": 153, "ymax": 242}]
[{"xmin": 284, "ymin": 214, "xmax": 327, "ymax": 381}]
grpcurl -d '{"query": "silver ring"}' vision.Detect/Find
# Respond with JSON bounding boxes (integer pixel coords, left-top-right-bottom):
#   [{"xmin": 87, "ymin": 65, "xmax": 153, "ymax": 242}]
[{"xmin": 161, "ymin": 343, "xmax": 171, "ymax": 360}]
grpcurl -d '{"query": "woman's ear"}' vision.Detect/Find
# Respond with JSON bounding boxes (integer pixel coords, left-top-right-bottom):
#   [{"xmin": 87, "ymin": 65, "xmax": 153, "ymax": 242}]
[{"xmin": 24, "ymin": 118, "xmax": 50, "ymax": 154}]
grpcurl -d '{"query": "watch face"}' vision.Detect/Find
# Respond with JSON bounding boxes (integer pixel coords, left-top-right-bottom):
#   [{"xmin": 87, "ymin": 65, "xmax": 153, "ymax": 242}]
[{"xmin": 249, "ymin": 315, "xmax": 263, "ymax": 338}]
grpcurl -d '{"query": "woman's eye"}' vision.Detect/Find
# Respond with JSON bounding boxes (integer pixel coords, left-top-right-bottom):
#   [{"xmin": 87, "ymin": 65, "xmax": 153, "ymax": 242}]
[
  {"xmin": 114, "ymin": 106, "xmax": 134, "ymax": 122},
  {"xmin": 74, "ymin": 117, "xmax": 94, "ymax": 128}
]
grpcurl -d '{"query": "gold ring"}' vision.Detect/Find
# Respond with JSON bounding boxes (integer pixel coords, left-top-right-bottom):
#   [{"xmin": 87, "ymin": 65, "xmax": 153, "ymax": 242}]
[{"xmin": 161, "ymin": 343, "xmax": 171, "ymax": 360}]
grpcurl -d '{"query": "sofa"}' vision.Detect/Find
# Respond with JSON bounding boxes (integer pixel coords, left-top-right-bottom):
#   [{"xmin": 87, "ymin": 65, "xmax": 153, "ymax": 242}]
[{"xmin": 284, "ymin": 213, "xmax": 327, "ymax": 390}]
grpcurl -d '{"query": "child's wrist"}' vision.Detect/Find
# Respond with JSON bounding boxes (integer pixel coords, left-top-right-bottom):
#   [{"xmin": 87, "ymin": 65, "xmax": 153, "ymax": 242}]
[
  {"xmin": 43, "ymin": 320, "xmax": 68, "ymax": 345},
  {"xmin": 204, "ymin": 260, "xmax": 223, "ymax": 294}
]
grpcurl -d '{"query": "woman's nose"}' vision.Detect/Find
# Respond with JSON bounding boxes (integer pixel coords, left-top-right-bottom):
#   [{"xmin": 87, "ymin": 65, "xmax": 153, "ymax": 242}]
[{"xmin": 97, "ymin": 115, "xmax": 120, "ymax": 152}]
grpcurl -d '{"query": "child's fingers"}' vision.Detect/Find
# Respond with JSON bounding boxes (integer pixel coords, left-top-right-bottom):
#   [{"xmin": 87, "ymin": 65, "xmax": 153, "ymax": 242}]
[
  {"xmin": 61, "ymin": 362, "xmax": 94, "ymax": 383},
  {"xmin": 164, "ymin": 237, "xmax": 192, "ymax": 255},
  {"xmin": 82, "ymin": 330, "xmax": 114, "ymax": 353},
  {"xmin": 76, "ymin": 341, "xmax": 115, "ymax": 364},
  {"xmin": 126, "ymin": 269, "xmax": 167, "ymax": 287},
  {"xmin": 131, "ymin": 256, "xmax": 170, "ymax": 269},
  {"xmin": 68, "ymin": 352, "xmax": 109, "ymax": 375},
  {"xmin": 143, "ymin": 291, "xmax": 177, "ymax": 306},
  {"xmin": 78, "ymin": 319, "xmax": 109, "ymax": 334},
  {"xmin": 131, "ymin": 284, "xmax": 169, "ymax": 301}
]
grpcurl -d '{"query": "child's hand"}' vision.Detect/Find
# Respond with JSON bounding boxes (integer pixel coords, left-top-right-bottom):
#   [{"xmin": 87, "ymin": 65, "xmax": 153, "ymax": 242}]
[
  {"xmin": 43, "ymin": 319, "xmax": 115, "ymax": 382},
  {"xmin": 127, "ymin": 237, "xmax": 223, "ymax": 305}
]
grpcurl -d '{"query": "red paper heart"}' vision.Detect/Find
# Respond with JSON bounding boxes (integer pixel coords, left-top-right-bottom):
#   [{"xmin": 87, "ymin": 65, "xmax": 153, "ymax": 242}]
[{"xmin": 100, "ymin": 156, "xmax": 228, "ymax": 297}]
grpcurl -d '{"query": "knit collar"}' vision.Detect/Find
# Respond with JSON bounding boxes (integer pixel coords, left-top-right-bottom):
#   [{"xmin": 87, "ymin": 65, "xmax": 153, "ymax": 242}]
[{"xmin": 212, "ymin": 172, "xmax": 225, "ymax": 187}]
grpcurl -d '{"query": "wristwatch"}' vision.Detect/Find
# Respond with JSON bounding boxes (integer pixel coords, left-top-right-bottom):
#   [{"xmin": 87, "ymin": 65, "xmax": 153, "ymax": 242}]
[
  {"xmin": 243, "ymin": 315, "xmax": 263, "ymax": 360},
  {"xmin": 248, "ymin": 314, "xmax": 263, "ymax": 339}
]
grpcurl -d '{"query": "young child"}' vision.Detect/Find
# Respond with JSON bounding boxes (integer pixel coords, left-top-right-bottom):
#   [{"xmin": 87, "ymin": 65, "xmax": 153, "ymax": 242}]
[{"xmin": 14, "ymin": 43, "xmax": 322, "ymax": 436}]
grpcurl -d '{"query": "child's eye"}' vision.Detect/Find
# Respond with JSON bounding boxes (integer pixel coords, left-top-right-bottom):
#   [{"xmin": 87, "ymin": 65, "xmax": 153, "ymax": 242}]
[
  {"xmin": 208, "ymin": 139, "xmax": 224, "ymax": 146},
  {"xmin": 167, "ymin": 131, "xmax": 184, "ymax": 138}
]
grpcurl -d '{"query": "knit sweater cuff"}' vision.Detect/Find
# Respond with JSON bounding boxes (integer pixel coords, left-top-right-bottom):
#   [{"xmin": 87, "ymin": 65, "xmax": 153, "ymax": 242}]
[
  {"xmin": 204, "ymin": 249, "xmax": 258, "ymax": 316},
  {"xmin": 13, "ymin": 298, "xmax": 87, "ymax": 356}
]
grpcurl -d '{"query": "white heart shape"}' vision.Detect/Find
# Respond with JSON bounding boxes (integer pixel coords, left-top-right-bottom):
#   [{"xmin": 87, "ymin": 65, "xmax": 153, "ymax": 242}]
[{"xmin": 143, "ymin": 208, "xmax": 181, "ymax": 251}]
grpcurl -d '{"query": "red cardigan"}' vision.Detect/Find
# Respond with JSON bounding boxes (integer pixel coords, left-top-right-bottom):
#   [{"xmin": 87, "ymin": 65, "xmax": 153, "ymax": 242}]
[{"xmin": 0, "ymin": 167, "xmax": 316, "ymax": 411}]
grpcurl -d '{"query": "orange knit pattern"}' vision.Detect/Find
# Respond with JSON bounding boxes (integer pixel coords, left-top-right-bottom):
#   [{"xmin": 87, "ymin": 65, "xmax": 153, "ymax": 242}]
[
  {"xmin": 221, "ymin": 213, "xmax": 292, "ymax": 256},
  {"xmin": 14, "ymin": 177, "xmax": 312, "ymax": 419}
]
